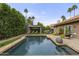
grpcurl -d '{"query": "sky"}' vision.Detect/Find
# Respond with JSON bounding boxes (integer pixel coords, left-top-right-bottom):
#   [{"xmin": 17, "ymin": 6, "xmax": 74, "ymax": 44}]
[{"xmin": 8, "ymin": 3, "xmax": 79, "ymax": 26}]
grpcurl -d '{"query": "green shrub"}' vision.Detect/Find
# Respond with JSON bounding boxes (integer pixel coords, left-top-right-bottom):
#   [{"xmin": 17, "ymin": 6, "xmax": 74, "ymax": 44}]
[
  {"xmin": 0, "ymin": 3, "xmax": 26, "ymax": 39},
  {"xmin": 60, "ymin": 34, "xmax": 65, "ymax": 38},
  {"xmin": 59, "ymin": 28, "xmax": 64, "ymax": 34}
]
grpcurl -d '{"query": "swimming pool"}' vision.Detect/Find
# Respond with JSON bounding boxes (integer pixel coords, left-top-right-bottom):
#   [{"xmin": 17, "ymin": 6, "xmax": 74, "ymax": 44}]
[{"xmin": 3, "ymin": 36, "xmax": 78, "ymax": 55}]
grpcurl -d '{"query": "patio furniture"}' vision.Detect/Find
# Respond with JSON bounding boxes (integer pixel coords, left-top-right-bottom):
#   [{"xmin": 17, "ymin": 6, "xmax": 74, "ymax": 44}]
[
  {"xmin": 65, "ymin": 33, "xmax": 72, "ymax": 39},
  {"xmin": 71, "ymin": 33, "xmax": 77, "ymax": 38}
]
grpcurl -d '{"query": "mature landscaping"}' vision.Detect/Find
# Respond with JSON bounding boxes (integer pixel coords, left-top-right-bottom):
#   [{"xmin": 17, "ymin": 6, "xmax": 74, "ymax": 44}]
[
  {"xmin": 0, "ymin": 3, "xmax": 26, "ymax": 39},
  {"xmin": 0, "ymin": 3, "xmax": 51, "ymax": 40},
  {"xmin": 0, "ymin": 3, "xmax": 79, "ymax": 55},
  {"xmin": 53, "ymin": 4, "xmax": 78, "ymax": 38},
  {"xmin": 0, "ymin": 3, "xmax": 51, "ymax": 49}
]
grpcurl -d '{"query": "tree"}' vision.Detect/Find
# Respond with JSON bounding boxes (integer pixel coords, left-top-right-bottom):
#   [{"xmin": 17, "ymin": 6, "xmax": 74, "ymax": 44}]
[
  {"xmin": 32, "ymin": 16, "xmax": 35, "ymax": 19},
  {"xmin": 67, "ymin": 7, "xmax": 72, "ymax": 18},
  {"xmin": 24, "ymin": 9, "xmax": 28, "ymax": 14},
  {"xmin": 61, "ymin": 15, "xmax": 66, "ymax": 22},
  {"xmin": 37, "ymin": 22, "xmax": 45, "ymax": 33},
  {"xmin": 37, "ymin": 22, "xmax": 44, "ymax": 27},
  {"xmin": 24, "ymin": 8, "xmax": 28, "ymax": 18},
  {"xmin": 45, "ymin": 26, "xmax": 51, "ymax": 30},
  {"xmin": 0, "ymin": 3, "xmax": 11, "ymax": 13},
  {"xmin": 0, "ymin": 3, "xmax": 26, "ymax": 39},
  {"xmin": 31, "ymin": 16, "xmax": 35, "ymax": 25},
  {"xmin": 26, "ymin": 16, "xmax": 35, "ymax": 25},
  {"xmin": 72, "ymin": 4, "xmax": 78, "ymax": 16}
]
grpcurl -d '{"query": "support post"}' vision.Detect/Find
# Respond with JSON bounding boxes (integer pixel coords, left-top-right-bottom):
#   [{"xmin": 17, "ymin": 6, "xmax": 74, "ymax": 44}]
[
  {"xmin": 28, "ymin": 27, "xmax": 30, "ymax": 34},
  {"xmin": 40, "ymin": 27, "xmax": 42, "ymax": 34}
]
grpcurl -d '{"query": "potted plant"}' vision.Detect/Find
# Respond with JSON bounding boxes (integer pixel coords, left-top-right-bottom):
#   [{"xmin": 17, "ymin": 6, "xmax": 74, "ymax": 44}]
[{"xmin": 65, "ymin": 26, "xmax": 71, "ymax": 39}]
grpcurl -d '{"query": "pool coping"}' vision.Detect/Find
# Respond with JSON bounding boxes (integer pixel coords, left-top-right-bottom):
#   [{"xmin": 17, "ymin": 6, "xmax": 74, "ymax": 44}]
[{"xmin": 26, "ymin": 34, "xmax": 47, "ymax": 37}]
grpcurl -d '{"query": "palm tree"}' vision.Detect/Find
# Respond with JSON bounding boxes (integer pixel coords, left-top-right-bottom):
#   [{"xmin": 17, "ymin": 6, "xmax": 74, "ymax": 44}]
[
  {"xmin": 72, "ymin": 4, "xmax": 78, "ymax": 16},
  {"xmin": 24, "ymin": 9, "xmax": 28, "ymax": 13},
  {"xmin": 24, "ymin": 9, "xmax": 28, "ymax": 18},
  {"xmin": 31, "ymin": 16, "xmax": 35, "ymax": 25},
  {"xmin": 61, "ymin": 15, "xmax": 66, "ymax": 22},
  {"xmin": 32, "ymin": 16, "xmax": 35, "ymax": 19},
  {"xmin": 67, "ymin": 7, "xmax": 72, "ymax": 19}
]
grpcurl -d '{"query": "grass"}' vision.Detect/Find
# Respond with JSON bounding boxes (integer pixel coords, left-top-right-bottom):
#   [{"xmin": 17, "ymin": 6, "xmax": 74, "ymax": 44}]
[
  {"xmin": 0, "ymin": 36, "xmax": 21, "ymax": 48},
  {"xmin": 52, "ymin": 33, "xmax": 56, "ymax": 35}
]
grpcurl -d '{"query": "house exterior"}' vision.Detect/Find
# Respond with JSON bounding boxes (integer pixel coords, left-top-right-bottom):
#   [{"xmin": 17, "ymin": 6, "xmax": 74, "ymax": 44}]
[
  {"xmin": 53, "ymin": 15, "xmax": 79, "ymax": 39},
  {"xmin": 49, "ymin": 24, "xmax": 55, "ymax": 33}
]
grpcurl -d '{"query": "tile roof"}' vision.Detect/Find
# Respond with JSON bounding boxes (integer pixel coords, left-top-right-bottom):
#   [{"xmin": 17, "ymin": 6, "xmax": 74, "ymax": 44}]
[{"xmin": 54, "ymin": 15, "xmax": 79, "ymax": 27}]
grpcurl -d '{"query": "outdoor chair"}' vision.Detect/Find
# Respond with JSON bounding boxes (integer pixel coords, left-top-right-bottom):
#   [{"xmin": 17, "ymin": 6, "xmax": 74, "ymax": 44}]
[{"xmin": 65, "ymin": 33, "xmax": 71, "ymax": 39}]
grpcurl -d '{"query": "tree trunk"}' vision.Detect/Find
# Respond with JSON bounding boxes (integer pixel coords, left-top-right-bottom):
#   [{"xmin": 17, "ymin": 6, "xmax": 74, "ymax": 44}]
[
  {"xmin": 70, "ymin": 12, "xmax": 71, "ymax": 20},
  {"xmin": 74, "ymin": 9, "xmax": 75, "ymax": 16}
]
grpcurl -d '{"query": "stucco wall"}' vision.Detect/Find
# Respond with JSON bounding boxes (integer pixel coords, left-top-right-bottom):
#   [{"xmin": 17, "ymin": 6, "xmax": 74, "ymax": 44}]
[
  {"xmin": 54, "ymin": 26, "xmax": 64, "ymax": 35},
  {"xmin": 54, "ymin": 22, "xmax": 79, "ymax": 39},
  {"xmin": 71, "ymin": 22, "xmax": 79, "ymax": 39}
]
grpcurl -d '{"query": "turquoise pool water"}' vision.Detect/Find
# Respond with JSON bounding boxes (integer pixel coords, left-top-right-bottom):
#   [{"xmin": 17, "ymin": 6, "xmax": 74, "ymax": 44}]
[{"xmin": 4, "ymin": 36, "xmax": 78, "ymax": 55}]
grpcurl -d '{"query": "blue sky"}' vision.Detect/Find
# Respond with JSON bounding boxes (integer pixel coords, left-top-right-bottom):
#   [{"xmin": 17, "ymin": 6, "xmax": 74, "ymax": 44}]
[{"xmin": 8, "ymin": 3, "xmax": 79, "ymax": 26}]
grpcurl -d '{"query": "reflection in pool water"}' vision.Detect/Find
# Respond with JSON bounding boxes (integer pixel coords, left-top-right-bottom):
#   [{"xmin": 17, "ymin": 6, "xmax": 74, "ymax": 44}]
[{"xmin": 6, "ymin": 36, "xmax": 78, "ymax": 55}]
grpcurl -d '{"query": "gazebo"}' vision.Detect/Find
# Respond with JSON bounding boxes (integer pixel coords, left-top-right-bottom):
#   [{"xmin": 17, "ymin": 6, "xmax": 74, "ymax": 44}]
[{"xmin": 27, "ymin": 25, "xmax": 42, "ymax": 34}]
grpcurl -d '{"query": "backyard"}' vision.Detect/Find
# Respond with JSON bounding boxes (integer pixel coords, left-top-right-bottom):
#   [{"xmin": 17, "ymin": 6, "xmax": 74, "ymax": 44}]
[{"xmin": 0, "ymin": 3, "xmax": 79, "ymax": 55}]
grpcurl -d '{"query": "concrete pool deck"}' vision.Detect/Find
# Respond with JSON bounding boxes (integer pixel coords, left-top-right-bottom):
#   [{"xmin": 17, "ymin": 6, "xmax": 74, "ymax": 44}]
[
  {"xmin": 47, "ymin": 34, "xmax": 79, "ymax": 53},
  {"xmin": 63, "ymin": 38, "xmax": 79, "ymax": 53},
  {"xmin": 0, "ymin": 34, "xmax": 26, "ymax": 54}
]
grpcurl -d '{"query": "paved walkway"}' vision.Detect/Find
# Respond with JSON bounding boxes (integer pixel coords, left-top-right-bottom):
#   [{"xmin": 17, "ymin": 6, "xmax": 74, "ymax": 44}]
[
  {"xmin": 63, "ymin": 38, "xmax": 79, "ymax": 53},
  {"xmin": 0, "ymin": 34, "xmax": 26, "ymax": 54},
  {"xmin": 47, "ymin": 34, "xmax": 79, "ymax": 53}
]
